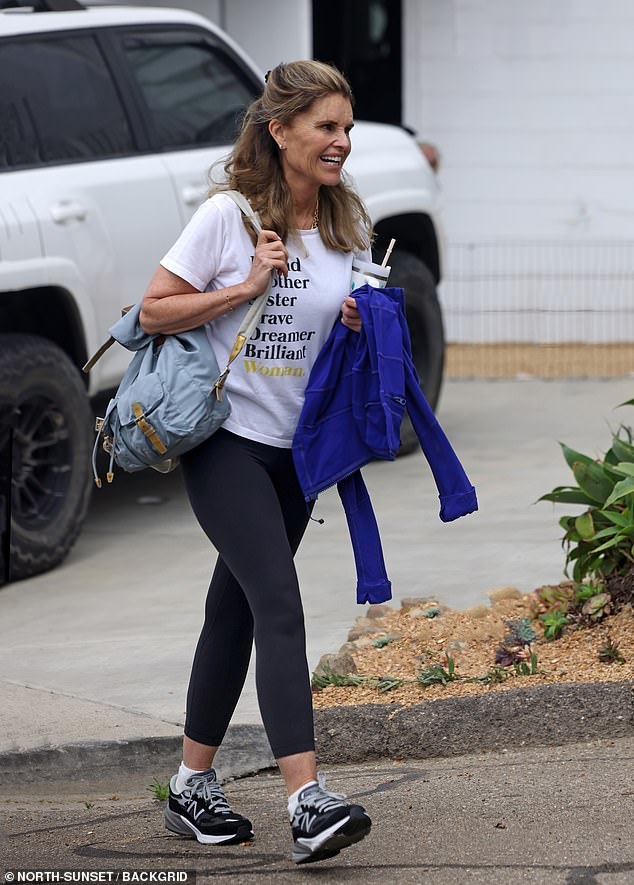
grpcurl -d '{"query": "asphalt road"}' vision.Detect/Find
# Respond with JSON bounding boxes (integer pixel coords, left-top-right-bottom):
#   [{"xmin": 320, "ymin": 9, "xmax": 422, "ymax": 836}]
[{"xmin": 2, "ymin": 738, "xmax": 633, "ymax": 884}]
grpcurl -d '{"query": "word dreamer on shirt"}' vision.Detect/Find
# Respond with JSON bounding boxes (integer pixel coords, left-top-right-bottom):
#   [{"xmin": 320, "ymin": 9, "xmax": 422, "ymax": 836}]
[{"xmin": 242, "ymin": 257, "xmax": 317, "ymax": 372}]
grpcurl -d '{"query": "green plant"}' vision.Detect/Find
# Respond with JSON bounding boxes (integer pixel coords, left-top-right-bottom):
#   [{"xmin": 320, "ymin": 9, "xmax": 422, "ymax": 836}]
[
  {"xmin": 311, "ymin": 664, "xmax": 366, "ymax": 690},
  {"xmin": 467, "ymin": 665, "xmax": 511, "ymax": 685},
  {"xmin": 372, "ymin": 636, "xmax": 394, "ymax": 649},
  {"xmin": 541, "ymin": 608, "xmax": 569, "ymax": 640},
  {"xmin": 375, "ymin": 676, "xmax": 407, "ymax": 692},
  {"xmin": 574, "ymin": 581, "xmax": 602, "ymax": 603},
  {"xmin": 598, "ymin": 637, "xmax": 626, "ymax": 664},
  {"xmin": 84, "ymin": 801, "xmax": 94, "ymax": 809},
  {"xmin": 424, "ymin": 607, "xmax": 441, "ymax": 619},
  {"xmin": 581, "ymin": 591, "xmax": 612, "ymax": 621},
  {"xmin": 418, "ymin": 656, "xmax": 457, "ymax": 686},
  {"xmin": 512, "ymin": 652, "xmax": 539, "ymax": 676},
  {"xmin": 539, "ymin": 420, "xmax": 634, "ymax": 583},
  {"xmin": 148, "ymin": 778, "xmax": 170, "ymax": 801},
  {"xmin": 530, "ymin": 583, "xmax": 576, "ymax": 620}
]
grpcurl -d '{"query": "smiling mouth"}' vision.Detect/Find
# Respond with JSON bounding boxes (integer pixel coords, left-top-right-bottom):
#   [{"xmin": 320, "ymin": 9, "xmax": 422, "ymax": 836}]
[{"xmin": 320, "ymin": 155, "xmax": 343, "ymax": 166}]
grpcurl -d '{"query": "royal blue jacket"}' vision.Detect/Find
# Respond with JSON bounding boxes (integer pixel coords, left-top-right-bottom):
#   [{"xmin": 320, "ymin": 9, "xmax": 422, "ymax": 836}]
[{"xmin": 292, "ymin": 284, "xmax": 478, "ymax": 604}]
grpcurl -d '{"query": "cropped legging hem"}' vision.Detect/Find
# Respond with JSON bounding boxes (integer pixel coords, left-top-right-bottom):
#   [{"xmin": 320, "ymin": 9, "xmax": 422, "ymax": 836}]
[{"xmin": 180, "ymin": 428, "xmax": 316, "ymax": 760}]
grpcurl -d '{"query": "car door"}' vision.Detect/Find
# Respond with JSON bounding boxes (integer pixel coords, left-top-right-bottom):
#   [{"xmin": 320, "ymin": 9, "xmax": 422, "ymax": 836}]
[
  {"xmin": 1, "ymin": 31, "xmax": 184, "ymax": 391},
  {"xmin": 117, "ymin": 26, "xmax": 261, "ymax": 224}
]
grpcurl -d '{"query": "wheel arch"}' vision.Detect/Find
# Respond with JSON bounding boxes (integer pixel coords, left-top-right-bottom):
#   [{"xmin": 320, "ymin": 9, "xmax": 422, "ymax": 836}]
[
  {"xmin": 373, "ymin": 212, "xmax": 441, "ymax": 284},
  {"xmin": 0, "ymin": 286, "xmax": 89, "ymax": 379}
]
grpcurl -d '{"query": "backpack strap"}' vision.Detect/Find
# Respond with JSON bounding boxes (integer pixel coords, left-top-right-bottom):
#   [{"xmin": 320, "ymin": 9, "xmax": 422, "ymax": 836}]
[
  {"xmin": 211, "ymin": 190, "xmax": 270, "ymax": 396},
  {"xmin": 83, "ymin": 192, "xmax": 269, "ymax": 379}
]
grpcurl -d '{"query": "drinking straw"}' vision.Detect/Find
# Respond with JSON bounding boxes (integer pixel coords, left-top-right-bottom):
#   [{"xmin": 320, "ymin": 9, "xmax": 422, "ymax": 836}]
[{"xmin": 381, "ymin": 238, "xmax": 396, "ymax": 267}]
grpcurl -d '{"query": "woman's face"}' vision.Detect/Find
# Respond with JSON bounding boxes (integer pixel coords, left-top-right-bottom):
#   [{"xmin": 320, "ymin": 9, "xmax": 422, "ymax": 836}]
[{"xmin": 271, "ymin": 93, "xmax": 354, "ymax": 195}]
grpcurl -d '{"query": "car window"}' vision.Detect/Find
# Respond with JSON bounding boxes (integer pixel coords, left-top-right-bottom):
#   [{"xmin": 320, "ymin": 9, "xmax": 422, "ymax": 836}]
[
  {"xmin": 0, "ymin": 35, "xmax": 134, "ymax": 169},
  {"xmin": 122, "ymin": 31, "xmax": 256, "ymax": 150}
]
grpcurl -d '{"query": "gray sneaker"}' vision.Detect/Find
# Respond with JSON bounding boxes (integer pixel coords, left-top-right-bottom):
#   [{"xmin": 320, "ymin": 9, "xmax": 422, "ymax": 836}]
[
  {"xmin": 164, "ymin": 768, "xmax": 254, "ymax": 845},
  {"xmin": 290, "ymin": 774, "xmax": 371, "ymax": 864}
]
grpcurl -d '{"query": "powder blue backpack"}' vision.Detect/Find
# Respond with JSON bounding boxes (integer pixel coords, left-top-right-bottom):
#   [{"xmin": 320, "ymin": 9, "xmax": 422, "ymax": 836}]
[{"xmin": 83, "ymin": 191, "xmax": 268, "ymax": 485}]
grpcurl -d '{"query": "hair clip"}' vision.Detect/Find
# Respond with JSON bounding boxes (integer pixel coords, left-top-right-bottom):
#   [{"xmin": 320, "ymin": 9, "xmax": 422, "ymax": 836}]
[{"xmin": 264, "ymin": 70, "xmax": 271, "ymax": 83}]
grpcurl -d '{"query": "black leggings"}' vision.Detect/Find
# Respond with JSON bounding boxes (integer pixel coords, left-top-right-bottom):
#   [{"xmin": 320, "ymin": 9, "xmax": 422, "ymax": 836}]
[{"xmin": 180, "ymin": 428, "xmax": 314, "ymax": 759}]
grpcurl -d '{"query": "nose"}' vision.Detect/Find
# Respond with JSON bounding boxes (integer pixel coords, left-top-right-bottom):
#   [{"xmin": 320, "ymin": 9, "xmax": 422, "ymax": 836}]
[{"xmin": 333, "ymin": 128, "xmax": 350, "ymax": 150}]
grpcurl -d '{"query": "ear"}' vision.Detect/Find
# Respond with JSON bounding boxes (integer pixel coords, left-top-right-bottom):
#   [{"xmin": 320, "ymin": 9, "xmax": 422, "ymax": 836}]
[{"xmin": 268, "ymin": 119, "xmax": 285, "ymax": 148}]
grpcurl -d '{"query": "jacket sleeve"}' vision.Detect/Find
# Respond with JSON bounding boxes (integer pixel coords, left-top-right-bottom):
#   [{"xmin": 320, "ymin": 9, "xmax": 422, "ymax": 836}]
[
  {"xmin": 403, "ymin": 349, "xmax": 478, "ymax": 521},
  {"xmin": 337, "ymin": 472, "xmax": 392, "ymax": 604}
]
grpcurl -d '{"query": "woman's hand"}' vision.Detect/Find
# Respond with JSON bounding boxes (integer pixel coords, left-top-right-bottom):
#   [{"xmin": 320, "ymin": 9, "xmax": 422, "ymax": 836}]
[
  {"xmin": 245, "ymin": 230, "xmax": 288, "ymax": 296},
  {"xmin": 341, "ymin": 296, "xmax": 362, "ymax": 332}
]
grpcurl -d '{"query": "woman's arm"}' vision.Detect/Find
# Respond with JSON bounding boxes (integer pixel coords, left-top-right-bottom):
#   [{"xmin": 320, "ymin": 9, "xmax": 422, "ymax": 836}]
[{"xmin": 140, "ymin": 230, "xmax": 288, "ymax": 335}]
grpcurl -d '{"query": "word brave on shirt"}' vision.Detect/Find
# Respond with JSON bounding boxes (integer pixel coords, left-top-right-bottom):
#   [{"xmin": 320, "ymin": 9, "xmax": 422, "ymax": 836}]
[{"xmin": 243, "ymin": 255, "xmax": 317, "ymax": 372}]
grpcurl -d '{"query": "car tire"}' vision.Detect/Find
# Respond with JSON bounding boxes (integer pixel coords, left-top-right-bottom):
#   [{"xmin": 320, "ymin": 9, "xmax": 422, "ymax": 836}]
[
  {"xmin": 388, "ymin": 250, "xmax": 445, "ymax": 453},
  {"xmin": 0, "ymin": 334, "xmax": 93, "ymax": 581}
]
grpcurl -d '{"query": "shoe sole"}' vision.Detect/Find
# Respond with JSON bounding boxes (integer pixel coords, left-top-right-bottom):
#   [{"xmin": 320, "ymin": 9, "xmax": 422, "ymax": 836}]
[
  {"xmin": 293, "ymin": 808, "xmax": 372, "ymax": 865},
  {"xmin": 165, "ymin": 807, "xmax": 253, "ymax": 845}
]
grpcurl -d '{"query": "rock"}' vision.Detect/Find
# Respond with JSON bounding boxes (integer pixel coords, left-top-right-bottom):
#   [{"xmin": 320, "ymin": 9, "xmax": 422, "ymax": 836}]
[
  {"xmin": 488, "ymin": 586, "xmax": 522, "ymax": 604},
  {"xmin": 406, "ymin": 607, "xmax": 427, "ymax": 619},
  {"xmin": 351, "ymin": 637, "xmax": 375, "ymax": 649},
  {"xmin": 462, "ymin": 604, "xmax": 491, "ymax": 619},
  {"xmin": 313, "ymin": 649, "xmax": 357, "ymax": 679},
  {"xmin": 400, "ymin": 596, "xmax": 448, "ymax": 612},
  {"xmin": 365, "ymin": 603, "xmax": 394, "ymax": 619},
  {"xmin": 348, "ymin": 617, "xmax": 379, "ymax": 640},
  {"xmin": 336, "ymin": 641, "xmax": 358, "ymax": 656}
]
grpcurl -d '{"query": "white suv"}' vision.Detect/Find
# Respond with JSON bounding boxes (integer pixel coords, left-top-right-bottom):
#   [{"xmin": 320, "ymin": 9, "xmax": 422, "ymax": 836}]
[{"xmin": 0, "ymin": 0, "xmax": 445, "ymax": 580}]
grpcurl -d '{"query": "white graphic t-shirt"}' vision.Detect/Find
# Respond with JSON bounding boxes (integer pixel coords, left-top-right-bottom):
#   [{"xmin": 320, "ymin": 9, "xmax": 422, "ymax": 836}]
[{"xmin": 161, "ymin": 192, "xmax": 370, "ymax": 447}]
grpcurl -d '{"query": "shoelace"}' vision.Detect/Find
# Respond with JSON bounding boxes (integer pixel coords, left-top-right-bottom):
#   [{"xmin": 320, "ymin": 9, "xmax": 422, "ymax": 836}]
[
  {"xmin": 186, "ymin": 773, "xmax": 232, "ymax": 814},
  {"xmin": 293, "ymin": 773, "xmax": 348, "ymax": 824}
]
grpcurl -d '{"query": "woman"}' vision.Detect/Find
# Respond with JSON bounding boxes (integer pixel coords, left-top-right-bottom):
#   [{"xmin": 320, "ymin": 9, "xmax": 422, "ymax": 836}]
[{"xmin": 140, "ymin": 60, "xmax": 373, "ymax": 865}]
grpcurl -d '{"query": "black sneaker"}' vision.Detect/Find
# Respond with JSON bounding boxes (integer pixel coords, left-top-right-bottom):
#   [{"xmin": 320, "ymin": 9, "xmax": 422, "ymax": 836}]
[
  {"xmin": 291, "ymin": 775, "xmax": 371, "ymax": 864},
  {"xmin": 164, "ymin": 768, "xmax": 254, "ymax": 845}
]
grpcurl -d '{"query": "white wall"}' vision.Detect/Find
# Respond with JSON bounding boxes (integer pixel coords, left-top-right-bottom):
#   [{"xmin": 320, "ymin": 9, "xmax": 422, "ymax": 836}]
[
  {"xmin": 128, "ymin": 0, "xmax": 310, "ymax": 72},
  {"xmin": 404, "ymin": 0, "xmax": 634, "ymax": 342},
  {"xmin": 223, "ymin": 0, "xmax": 311, "ymax": 74}
]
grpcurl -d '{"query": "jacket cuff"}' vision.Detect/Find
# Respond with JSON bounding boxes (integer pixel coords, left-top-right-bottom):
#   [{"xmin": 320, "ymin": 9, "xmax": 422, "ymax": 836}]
[
  {"xmin": 438, "ymin": 488, "xmax": 479, "ymax": 522},
  {"xmin": 356, "ymin": 579, "xmax": 392, "ymax": 605}
]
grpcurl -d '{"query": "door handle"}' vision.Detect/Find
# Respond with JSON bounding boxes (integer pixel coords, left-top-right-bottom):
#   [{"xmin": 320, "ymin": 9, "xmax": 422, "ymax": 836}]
[
  {"xmin": 50, "ymin": 201, "xmax": 87, "ymax": 224},
  {"xmin": 181, "ymin": 185, "xmax": 208, "ymax": 206}
]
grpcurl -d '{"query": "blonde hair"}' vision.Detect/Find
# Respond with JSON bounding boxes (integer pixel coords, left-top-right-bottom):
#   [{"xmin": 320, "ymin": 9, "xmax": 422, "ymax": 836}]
[{"xmin": 213, "ymin": 60, "xmax": 372, "ymax": 253}]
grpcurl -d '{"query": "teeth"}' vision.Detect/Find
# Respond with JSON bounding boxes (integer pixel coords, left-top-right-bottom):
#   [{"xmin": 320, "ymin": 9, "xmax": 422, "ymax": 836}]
[{"xmin": 321, "ymin": 156, "xmax": 341, "ymax": 164}]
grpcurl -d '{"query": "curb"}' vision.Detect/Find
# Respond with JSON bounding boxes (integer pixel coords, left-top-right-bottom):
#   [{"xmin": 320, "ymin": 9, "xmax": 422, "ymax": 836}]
[
  {"xmin": 2, "ymin": 682, "xmax": 632, "ymax": 785},
  {"xmin": 0, "ymin": 723, "xmax": 275, "ymax": 786},
  {"xmin": 314, "ymin": 681, "xmax": 634, "ymax": 763}
]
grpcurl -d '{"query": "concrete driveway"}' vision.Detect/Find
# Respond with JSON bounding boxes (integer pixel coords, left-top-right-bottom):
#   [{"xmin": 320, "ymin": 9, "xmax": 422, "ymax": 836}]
[{"xmin": 0, "ymin": 378, "xmax": 632, "ymax": 752}]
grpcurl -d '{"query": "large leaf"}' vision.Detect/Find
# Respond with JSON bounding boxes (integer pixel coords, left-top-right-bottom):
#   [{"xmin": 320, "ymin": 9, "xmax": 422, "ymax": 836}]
[
  {"xmin": 575, "ymin": 512, "xmax": 595, "ymax": 539},
  {"xmin": 589, "ymin": 535, "xmax": 624, "ymax": 555},
  {"xmin": 539, "ymin": 487, "xmax": 594, "ymax": 505},
  {"xmin": 605, "ymin": 476, "xmax": 634, "ymax": 507},
  {"xmin": 619, "ymin": 525, "xmax": 634, "ymax": 538},
  {"xmin": 560, "ymin": 443, "xmax": 594, "ymax": 470},
  {"xmin": 610, "ymin": 436, "xmax": 634, "ymax": 463},
  {"xmin": 613, "ymin": 461, "xmax": 634, "ymax": 478},
  {"xmin": 571, "ymin": 460, "xmax": 615, "ymax": 504},
  {"xmin": 589, "ymin": 525, "xmax": 619, "ymax": 541},
  {"xmin": 599, "ymin": 509, "xmax": 632, "ymax": 528}
]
